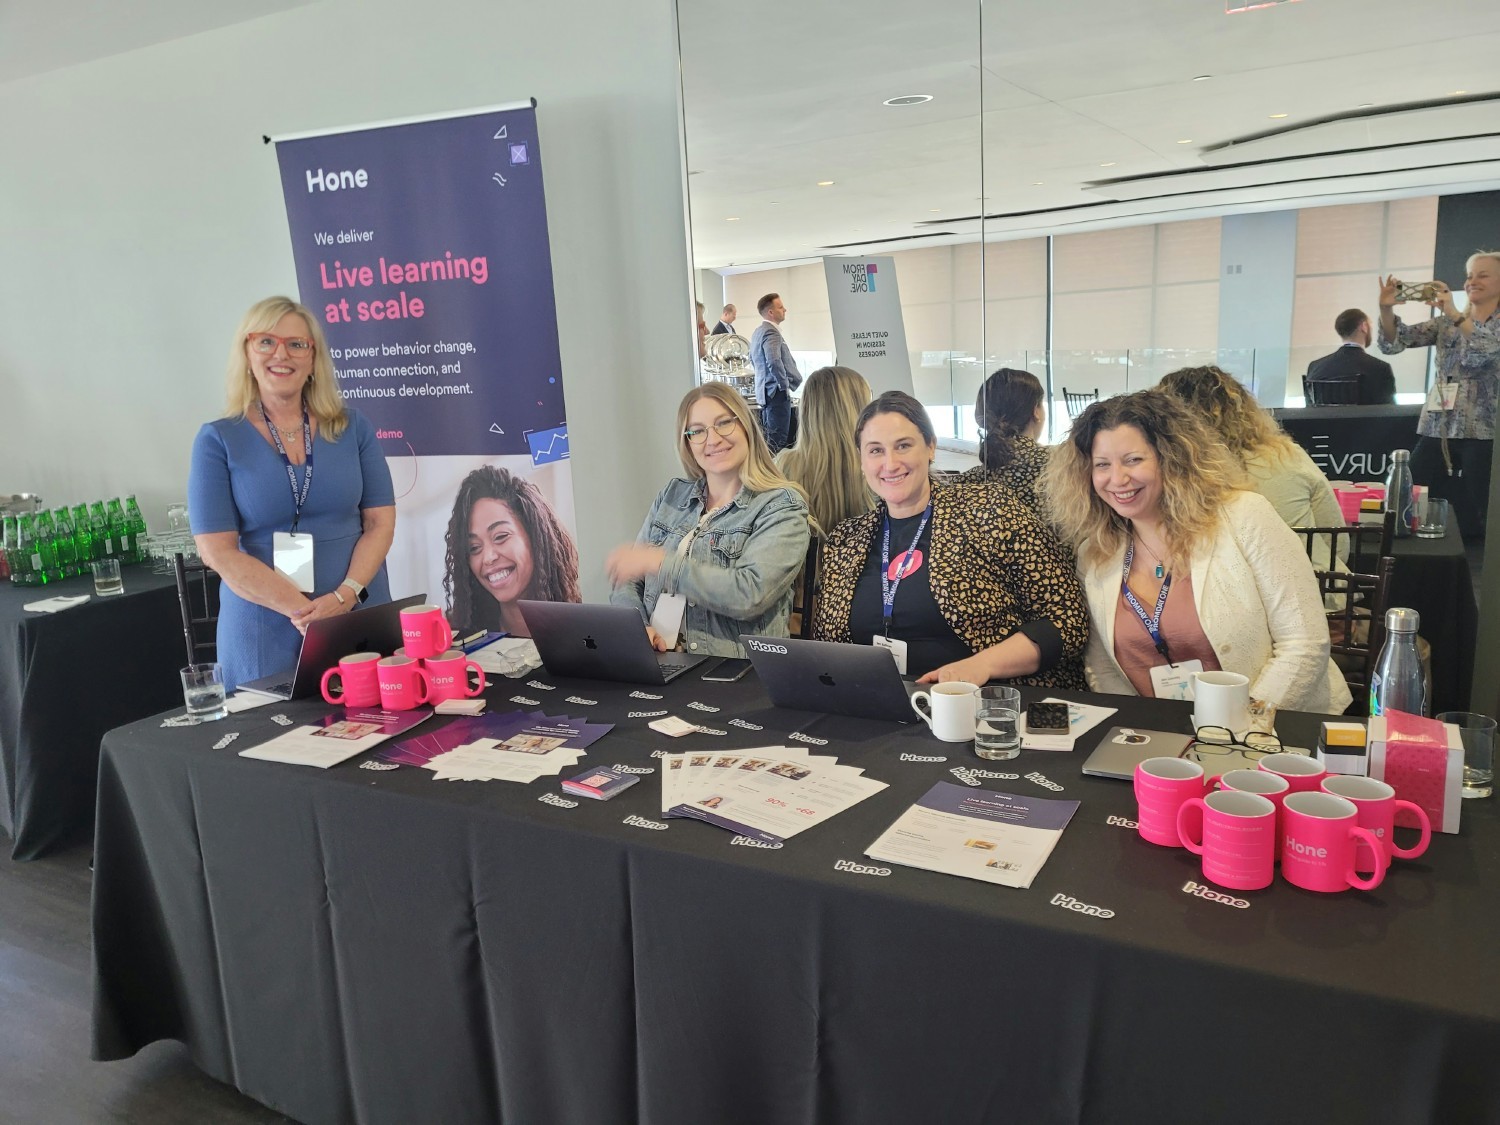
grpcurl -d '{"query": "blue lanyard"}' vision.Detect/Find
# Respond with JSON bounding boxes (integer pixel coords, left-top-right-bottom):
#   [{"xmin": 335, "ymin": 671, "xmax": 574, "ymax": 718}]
[
  {"xmin": 261, "ymin": 403, "xmax": 314, "ymax": 531},
  {"xmin": 1121, "ymin": 540, "xmax": 1172, "ymax": 663},
  {"xmin": 880, "ymin": 502, "xmax": 932, "ymax": 636}
]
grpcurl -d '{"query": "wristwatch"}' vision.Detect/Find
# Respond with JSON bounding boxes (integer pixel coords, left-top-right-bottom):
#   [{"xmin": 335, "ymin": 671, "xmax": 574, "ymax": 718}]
[{"xmin": 341, "ymin": 578, "xmax": 369, "ymax": 603}]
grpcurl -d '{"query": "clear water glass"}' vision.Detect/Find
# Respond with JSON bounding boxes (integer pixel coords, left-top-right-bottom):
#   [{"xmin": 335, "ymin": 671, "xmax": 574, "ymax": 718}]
[
  {"xmin": 181, "ymin": 663, "xmax": 228, "ymax": 723},
  {"xmin": 1437, "ymin": 711, "xmax": 1496, "ymax": 799},
  {"xmin": 975, "ymin": 686, "xmax": 1022, "ymax": 760},
  {"xmin": 91, "ymin": 558, "xmax": 123, "ymax": 597}
]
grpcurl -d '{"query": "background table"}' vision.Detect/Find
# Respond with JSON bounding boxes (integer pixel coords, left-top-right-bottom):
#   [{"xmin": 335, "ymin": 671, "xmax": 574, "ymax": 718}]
[
  {"xmin": 1271, "ymin": 403, "xmax": 1422, "ymax": 481},
  {"xmin": 1383, "ymin": 510, "xmax": 1478, "ymax": 713},
  {"xmin": 0, "ymin": 570, "xmax": 184, "ymax": 859},
  {"xmin": 92, "ymin": 671, "xmax": 1500, "ymax": 1125}
]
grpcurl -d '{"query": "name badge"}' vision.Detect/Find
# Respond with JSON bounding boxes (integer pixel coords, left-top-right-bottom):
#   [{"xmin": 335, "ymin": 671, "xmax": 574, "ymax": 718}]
[
  {"xmin": 1149, "ymin": 659, "xmax": 1204, "ymax": 701},
  {"xmin": 649, "ymin": 592, "xmax": 687, "ymax": 651},
  {"xmin": 873, "ymin": 634, "xmax": 908, "ymax": 676},
  {"xmin": 272, "ymin": 531, "xmax": 316, "ymax": 593},
  {"xmin": 1427, "ymin": 381, "xmax": 1459, "ymax": 411}
]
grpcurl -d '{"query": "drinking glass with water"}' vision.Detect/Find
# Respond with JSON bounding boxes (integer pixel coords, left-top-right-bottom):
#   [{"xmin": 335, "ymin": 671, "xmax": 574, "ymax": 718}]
[
  {"xmin": 975, "ymin": 685, "xmax": 1022, "ymax": 760},
  {"xmin": 180, "ymin": 663, "xmax": 228, "ymax": 723}
]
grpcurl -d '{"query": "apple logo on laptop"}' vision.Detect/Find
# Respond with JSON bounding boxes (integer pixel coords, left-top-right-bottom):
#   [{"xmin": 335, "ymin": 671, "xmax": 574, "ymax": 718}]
[
  {"xmin": 584, "ymin": 635, "xmax": 598, "ymax": 650},
  {"xmin": 818, "ymin": 672, "xmax": 836, "ymax": 687}
]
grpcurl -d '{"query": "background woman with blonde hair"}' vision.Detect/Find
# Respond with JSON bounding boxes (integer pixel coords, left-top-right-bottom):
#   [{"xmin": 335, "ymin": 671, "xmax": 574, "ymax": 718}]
[
  {"xmin": 775, "ymin": 365, "xmax": 873, "ymax": 534},
  {"xmin": 188, "ymin": 296, "xmax": 396, "ymax": 689},
  {"xmin": 1156, "ymin": 365, "xmax": 1342, "ymax": 534},
  {"xmin": 608, "ymin": 382, "xmax": 810, "ymax": 656},
  {"xmin": 1042, "ymin": 390, "xmax": 1348, "ymax": 714}
]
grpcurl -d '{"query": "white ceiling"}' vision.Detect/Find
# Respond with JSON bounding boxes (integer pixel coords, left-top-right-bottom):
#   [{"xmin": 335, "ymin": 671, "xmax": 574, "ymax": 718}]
[{"xmin": 679, "ymin": 0, "xmax": 1500, "ymax": 269}]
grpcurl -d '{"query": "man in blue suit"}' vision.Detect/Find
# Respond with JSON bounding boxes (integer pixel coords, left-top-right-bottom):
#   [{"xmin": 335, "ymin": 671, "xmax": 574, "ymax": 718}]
[{"xmin": 749, "ymin": 293, "xmax": 803, "ymax": 453}]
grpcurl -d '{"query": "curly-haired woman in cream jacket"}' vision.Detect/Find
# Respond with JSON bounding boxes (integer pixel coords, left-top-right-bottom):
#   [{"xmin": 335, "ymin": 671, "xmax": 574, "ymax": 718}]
[{"xmin": 1042, "ymin": 390, "xmax": 1351, "ymax": 715}]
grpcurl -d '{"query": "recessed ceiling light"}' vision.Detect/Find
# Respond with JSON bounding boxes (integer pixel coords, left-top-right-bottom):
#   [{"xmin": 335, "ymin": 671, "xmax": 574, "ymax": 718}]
[
  {"xmin": 1451, "ymin": 90, "xmax": 1468, "ymax": 96},
  {"xmin": 882, "ymin": 94, "xmax": 933, "ymax": 107},
  {"xmin": 725, "ymin": 217, "xmax": 739, "ymax": 222},
  {"xmin": 1269, "ymin": 113, "xmax": 1289, "ymax": 119},
  {"xmin": 1177, "ymin": 139, "xmax": 1193, "ymax": 145},
  {"xmin": 1032, "ymin": 181, "xmax": 1044, "ymax": 186},
  {"xmin": 1192, "ymin": 75, "xmax": 1212, "ymax": 81},
  {"xmin": 929, "ymin": 208, "xmax": 941, "ymax": 212},
  {"xmin": 1100, "ymin": 161, "xmax": 1117, "ymax": 167},
  {"xmin": 817, "ymin": 180, "xmax": 835, "ymax": 187},
  {"xmin": 1357, "ymin": 102, "xmax": 1375, "ymax": 108},
  {"xmin": 768, "ymin": 201, "xmax": 782, "ymax": 206}
]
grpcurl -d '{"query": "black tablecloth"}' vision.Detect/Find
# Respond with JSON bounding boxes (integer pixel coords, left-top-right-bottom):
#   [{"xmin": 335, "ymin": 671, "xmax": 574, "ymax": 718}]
[
  {"xmin": 0, "ymin": 569, "xmax": 183, "ymax": 859},
  {"xmin": 1383, "ymin": 511, "xmax": 1478, "ymax": 714},
  {"xmin": 91, "ymin": 671, "xmax": 1500, "ymax": 1125},
  {"xmin": 1272, "ymin": 403, "xmax": 1423, "ymax": 481}
]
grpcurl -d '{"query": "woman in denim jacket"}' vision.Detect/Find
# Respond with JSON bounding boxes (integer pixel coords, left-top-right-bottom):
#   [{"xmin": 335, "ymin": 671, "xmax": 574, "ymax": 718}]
[{"xmin": 608, "ymin": 382, "xmax": 811, "ymax": 657}]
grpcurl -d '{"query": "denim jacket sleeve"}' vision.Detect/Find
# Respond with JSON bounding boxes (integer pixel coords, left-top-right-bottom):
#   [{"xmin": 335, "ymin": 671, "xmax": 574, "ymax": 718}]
[
  {"xmin": 608, "ymin": 491, "xmax": 668, "ymax": 622},
  {"xmin": 657, "ymin": 488, "xmax": 810, "ymax": 619}
]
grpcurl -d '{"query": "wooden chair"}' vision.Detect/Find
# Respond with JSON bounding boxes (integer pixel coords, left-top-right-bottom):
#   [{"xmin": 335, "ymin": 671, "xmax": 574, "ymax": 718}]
[
  {"xmin": 174, "ymin": 553, "xmax": 220, "ymax": 666},
  {"xmin": 1313, "ymin": 555, "xmax": 1396, "ymax": 716},
  {"xmin": 1062, "ymin": 387, "xmax": 1099, "ymax": 418},
  {"xmin": 789, "ymin": 536, "xmax": 821, "ymax": 640},
  {"xmin": 1292, "ymin": 511, "xmax": 1395, "ymax": 575}
]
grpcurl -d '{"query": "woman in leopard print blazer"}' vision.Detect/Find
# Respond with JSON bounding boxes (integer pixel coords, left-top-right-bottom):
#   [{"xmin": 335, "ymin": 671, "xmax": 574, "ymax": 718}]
[{"xmin": 811, "ymin": 392, "xmax": 1088, "ymax": 687}]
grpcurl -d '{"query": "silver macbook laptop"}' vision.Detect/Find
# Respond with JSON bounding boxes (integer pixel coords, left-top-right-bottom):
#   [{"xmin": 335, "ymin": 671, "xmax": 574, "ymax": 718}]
[
  {"xmin": 518, "ymin": 601, "xmax": 708, "ymax": 685},
  {"xmin": 740, "ymin": 635, "xmax": 915, "ymax": 724},
  {"xmin": 239, "ymin": 593, "xmax": 427, "ymax": 700},
  {"xmin": 1080, "ymin": 727, "xmax": 1196, "ymax": 780}
]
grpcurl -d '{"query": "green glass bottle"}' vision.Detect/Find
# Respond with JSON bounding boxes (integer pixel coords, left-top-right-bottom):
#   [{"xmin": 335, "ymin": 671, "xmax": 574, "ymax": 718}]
[
  {"xmin": 89, "ymin": 502, "xmax": 110, "ymax": 561},
  {"xmin": 71, "ymin": 504, "xmax": 93, "ymax": 568},
  {"xmin": 52, "ymin": 508, "xmax": 79, "ymax": 579},
  {"xmin": 17, "ymin": 515, "xmax": 44, "ymax": 586},
  {"xmin": 107, "ymin": 499, "xmax": 128, "ymax": 563},
  {"xmin": 1, "ymin": 515, "xmax": 15, "ymax": 582},
  {"xmin": 34, "ymin": 510, "xmax": 62, "ymax": 582},
  {"xmin": 124, "ymin": 495, "xmax": 147, "ymax": 564}
]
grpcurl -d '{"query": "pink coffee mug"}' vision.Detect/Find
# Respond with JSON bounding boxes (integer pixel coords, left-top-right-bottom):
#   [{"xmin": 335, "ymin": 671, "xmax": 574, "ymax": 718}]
[
  {"xmin": 1280, "ymin": 791, "xmax": 1386, "ymax": 893},
  {"xmin": 399, "ymin": 605, "xmax": 454, "ymax": 661},
  {"xmin": 378, "ymin": 655, "xmax": 432, "ymax": 711},
  {"xmin": 1133, "ymin": 757, "xmax": 1209, "ymax": 848},
  {"xmin": 1321, "ymin": 774, "xmax": 1432, "ymax": 875},
  {"xmin": 319, "ymin": 651, "xmax": 383, "ymax": 708},
  {"xmin": 1176, "ymin": 789, "xmax": 1277, "ymax": 891},
  {"xmin": 1257, "ymin": 753, "xmax": 1326, "ymax": 793},
  {"xmin": 1216, "ymin": 768, "xmax": 1291, "ymax": 862},
  {"xmin": 423, "ymin": 649, "xmax": 487, "ymax": 702}
]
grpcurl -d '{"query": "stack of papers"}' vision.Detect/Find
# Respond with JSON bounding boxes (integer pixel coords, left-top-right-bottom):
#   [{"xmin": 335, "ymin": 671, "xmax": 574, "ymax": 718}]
[
  {"xmin": 660, "ymin": 746, "xmax": 887, "ymax": 844},
  {"xmin": 866, "ymin": 782, "xmax": 1079, "ymax": 888},
  {"xmin": 239, "ymin": 708, "xmax": 431, "ymax": 769},
  {"xmin": 380, "ymin": 710, "xmax": 612, "ymax": 783},
  {"xmin": 23, "ymin": 594, "xmax": 91, "ymax": 613},
  {"xmin": 466, "ymin": 636, "xmax": 543, "ymax": 678}
]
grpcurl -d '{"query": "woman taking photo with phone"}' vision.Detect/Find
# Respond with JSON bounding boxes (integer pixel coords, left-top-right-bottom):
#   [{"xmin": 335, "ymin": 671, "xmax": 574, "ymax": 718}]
[{"xmin": 607, "ymin": 382, "xmax": 810, "ymax": 657}]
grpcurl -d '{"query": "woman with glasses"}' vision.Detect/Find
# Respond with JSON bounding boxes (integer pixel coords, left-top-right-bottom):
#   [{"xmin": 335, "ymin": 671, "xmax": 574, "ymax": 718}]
[
  {"xmin": 1042, "ymin": 390, "xmax": 1350, "ymax": 714},
  {"xmin": 813, "ymin": 391, "xmax": 1088, "ymax": 686},
  {"xmin": 188, "ymin": 296, "xmax": 395, "ymax": 689},
  {"xmin": 607, "ymin": 382, "xmax": 810, "ymax": 657}
]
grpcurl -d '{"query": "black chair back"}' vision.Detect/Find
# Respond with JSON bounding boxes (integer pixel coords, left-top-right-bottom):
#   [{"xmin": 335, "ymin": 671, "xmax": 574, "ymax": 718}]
[
  {"xmin": 1305, "ymin": 378, "xmax": 1362, "ymax": 407},
  {"xmin": 174, "ymin": 553, "xmax": 220, "ymax": 666},
  {"xmin": 792, "ymin": 536, "xmax": 821, "ymax": 640},
  {"xmin": 1062, "ymin": 387, "xmax": 1099, "ymax": 419}
]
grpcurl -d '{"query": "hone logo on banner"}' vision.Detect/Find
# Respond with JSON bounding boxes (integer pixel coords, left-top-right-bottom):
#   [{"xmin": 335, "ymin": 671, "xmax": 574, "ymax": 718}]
[{"xmin": 841, "ymin": 261, "xmax": 878, "ymax": 293}]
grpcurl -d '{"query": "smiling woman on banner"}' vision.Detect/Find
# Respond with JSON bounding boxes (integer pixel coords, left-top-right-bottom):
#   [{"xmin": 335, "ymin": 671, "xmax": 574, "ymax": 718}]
[
  {"xmin": 1042, "ymin": 390, "xmax": 1350, "ymax": 714},
  {"xmin": 812, "ymin": 391, "xmax": 1088, "ymax": 687},
  {"xmin": 443, "ymin": 465, "xmax": 581, "ymax": 638},
  {"xmin": 188, "ymin": 296, "xmax": 396, "ymax": 690},
  {"xmin": 607, "ymin": 382, "xmax": 810, "ymax": 657}
]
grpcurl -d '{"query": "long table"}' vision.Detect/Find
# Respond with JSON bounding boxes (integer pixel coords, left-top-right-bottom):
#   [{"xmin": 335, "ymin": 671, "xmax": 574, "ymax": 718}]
[
  {"xmin": 91, "ymin": 670, "xmax": 1500, "ymax": 1125},
  {"xmin": 1382, "ymin": 509, "xmax": 1477, "ymax": 714},
  {"xmin": 0, "ymin": 569, "xmax": 184, "ymax": 859}
]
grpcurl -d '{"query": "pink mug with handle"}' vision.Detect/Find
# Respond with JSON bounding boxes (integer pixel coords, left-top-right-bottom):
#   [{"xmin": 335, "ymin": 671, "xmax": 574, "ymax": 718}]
[
  {"xmin": 1280, "ymin": 792, "xmax": 1386, "ymax": 893},
  {"xmin": 1176, "ymin": 789, "xmax": 1277, "ymax": 891},
  {"xmin": 378, "ymin": 655, "xmax": 432, "ymax": 711},
  {"xmin": 320, "ymin": 651, "xmax": 383, "ymax": 707},
  {"xmin": 1321, "ymin": 775, "xmax": 1432, "ymax": 875},
  {"xmin": 1257, "ymin": 753, "xmax": 1326, "ymax": 794},
  {"xmin": 423, "ymin": 649, "xmax": 487, "ymax": 702},
  {"xmin": 1134, "ymin": 757, "xmax": 1209, "ymax": 848},
  {"xmin": 399, "ymin": 605, "xmax": 454, "ymax": 661}
]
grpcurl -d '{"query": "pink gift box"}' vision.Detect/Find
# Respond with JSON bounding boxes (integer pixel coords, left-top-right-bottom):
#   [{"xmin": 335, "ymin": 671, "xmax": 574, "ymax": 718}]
[{"xmin": 1368, "ymin": 711, "xmax": 1463, "ymax": 834}]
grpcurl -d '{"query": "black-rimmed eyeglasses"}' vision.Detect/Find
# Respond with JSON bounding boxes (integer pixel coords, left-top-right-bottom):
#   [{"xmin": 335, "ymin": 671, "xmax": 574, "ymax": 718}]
[
  {"xmin": 684, "ymin": 418, "xmax": 740, "ymax": 445},
  {"xmin": 1188, "ymin": 725, "xmax": 1283, "ymax": 761}
]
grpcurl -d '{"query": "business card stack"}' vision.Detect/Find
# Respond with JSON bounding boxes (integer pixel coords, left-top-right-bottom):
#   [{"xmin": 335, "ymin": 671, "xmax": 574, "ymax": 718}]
[
  {"xmin": 380, "ymin": 709, "xmax": 612, "ymax": 783},
  {"xmin": 659, "ymin": 746, "xmax": 887, "ymax": 844}
]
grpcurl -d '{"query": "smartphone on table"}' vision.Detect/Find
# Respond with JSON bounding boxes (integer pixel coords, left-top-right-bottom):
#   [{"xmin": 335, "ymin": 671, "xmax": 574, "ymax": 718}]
[{"xmin": 701, "ymin": 658, "xmax": 753, "ymax": 682}]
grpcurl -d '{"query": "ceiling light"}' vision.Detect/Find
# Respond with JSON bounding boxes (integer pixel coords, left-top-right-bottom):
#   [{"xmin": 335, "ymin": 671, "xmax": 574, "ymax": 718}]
[
  {"xmin": 768, "ymin": 201, "xmax": 782, "ymax": 206},
  {"xmin": 817, "ymin": 180, "xmax": 835, "ymax": 187},
  {"xmin": 1357, "ymin": 102, "xmax": 1374, "ymax": 108},
  {"xmin": 1177, "ymin": 139, "xmax": 1193, "ymax": 145},
  {"xmin": 1031, "ymin": 181, "xmax": 1044, "ymax": 186},
  {"xmin": 1099, "ymin": 161, "xmax": 1117, "ymax": 167},
  {"xmin": 1269, "ymin": 113, "xmax": 1289, "ymax": 119},
  {"xmin": 882, "ymin": 94, "xmax": 933, "ymax": 107},
  {"xmin": 1192, "ymin": 75, "xmax": 1212, "ymax": 81},
  {"xmin": 725, "ymin": 217, "xmax": 739, "ymax": 222},
  {"xmin": 929, "ymin": 208, "xmax": 941, "ymax": 212},
  {"xmin": 1451, "ymin": 90, "xmax": 1468, "ymax": 96}
]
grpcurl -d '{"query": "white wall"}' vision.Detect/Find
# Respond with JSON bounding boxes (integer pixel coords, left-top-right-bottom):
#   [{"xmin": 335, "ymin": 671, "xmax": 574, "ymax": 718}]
[{"xmin": 0, "ymin": 0, "xmax": 693, "ymax": 601}]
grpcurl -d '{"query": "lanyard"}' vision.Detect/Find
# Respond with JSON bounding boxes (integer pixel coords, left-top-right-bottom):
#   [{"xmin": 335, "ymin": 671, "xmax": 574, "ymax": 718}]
[
  {"xmin": 1121, "ymin": 540, "xmax": 1173, "ymax": 663},
  {"xmin": 262, "ymin": 403, "xmax": 314, "ymax": 531},
  {"xmin": 880, "ymin": 502, "xmax": 932, "ymax": 637}
]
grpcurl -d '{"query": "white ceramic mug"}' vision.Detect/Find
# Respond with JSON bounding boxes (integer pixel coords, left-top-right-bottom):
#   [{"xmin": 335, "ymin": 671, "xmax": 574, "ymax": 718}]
[
  {"xmin": 909, "ymin": 681, "xmax": 980, "ymax": 743},
  {"xmin": 1192, "ymin": 670, "xmax": 1250, "ymax": 735}
]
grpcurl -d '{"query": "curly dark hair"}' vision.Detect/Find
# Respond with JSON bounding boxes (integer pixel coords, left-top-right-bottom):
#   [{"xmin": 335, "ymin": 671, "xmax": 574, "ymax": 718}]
[
  {"xmin": 975, "ymin": 367, "xmax": 1044, "ymax": 470},
  {"xmin": 443, "ymin": 465, "xmax": 581, "ymax": 633}
]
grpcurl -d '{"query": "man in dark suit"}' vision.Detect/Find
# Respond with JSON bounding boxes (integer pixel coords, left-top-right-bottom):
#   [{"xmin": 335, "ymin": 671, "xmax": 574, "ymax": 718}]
[
  {"xmin": 1304, "ymin": 308, "xmax": 1397, "ymax": 405},
  {"xmin": 711, "ymin": 303, "xmax": 737, "ymax": 335}
]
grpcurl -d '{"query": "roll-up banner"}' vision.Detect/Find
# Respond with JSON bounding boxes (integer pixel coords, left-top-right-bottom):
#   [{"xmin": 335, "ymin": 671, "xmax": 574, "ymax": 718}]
[
  {"xmin": 273, "ymin": 102, "xmax": 581, "ymax": 640},
  {"xmin": 822, "ymin": 255, "xmax": 914, "ymax": 395}
]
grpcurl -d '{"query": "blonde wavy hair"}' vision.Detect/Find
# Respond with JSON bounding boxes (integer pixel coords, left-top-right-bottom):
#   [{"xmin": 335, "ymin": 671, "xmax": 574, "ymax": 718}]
[
  {"xmin": 1155, "ymin": 366, "xmax": 1298, "ymax": 466},
  {"xmin": 675, "ymin": 382, "xmax": 809, "ymax": 507},
  {"xmin": 224, "ymin": 296, "xmax": 349, "ymax": 439},
  {"xmin": 1041, "ymin": 390, "xmax": 1244, "ymax": 569},
  {"xmin": 775, "ymin": 366, "xmax": 872, "ymax": 533}
]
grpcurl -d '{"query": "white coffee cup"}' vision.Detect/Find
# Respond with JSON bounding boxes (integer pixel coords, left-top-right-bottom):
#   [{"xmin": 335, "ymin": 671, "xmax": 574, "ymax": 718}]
[
  {"xmin": 910, "ymin": 681, "xmax": 980, "ymax": 742},
  {"xmin": 1192, "ymin": 670, "xmax": 1250, "ymax": 735}
]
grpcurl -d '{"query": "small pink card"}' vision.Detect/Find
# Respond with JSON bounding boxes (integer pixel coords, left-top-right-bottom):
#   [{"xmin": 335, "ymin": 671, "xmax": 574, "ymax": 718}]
[{"xmin": 1369, "ymin": 712, "xmax": 1463, "ymax": 834}]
